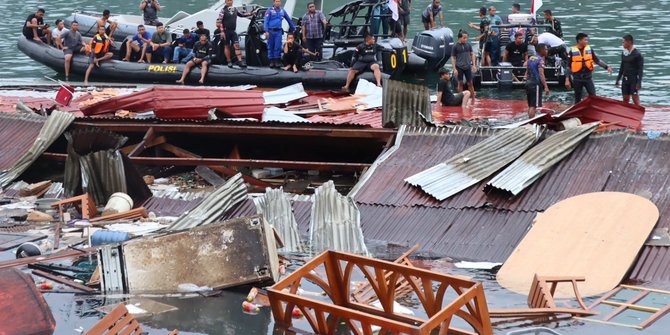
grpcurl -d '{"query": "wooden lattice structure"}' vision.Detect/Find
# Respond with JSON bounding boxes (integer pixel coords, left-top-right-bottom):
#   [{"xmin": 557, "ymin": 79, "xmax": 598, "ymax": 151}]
[
  {"xmin": 268, "ymin": 251, "xmax": 493, "ymax": 335},
  {"xmin": 352, "ymin": 244, "xmax": 420, "ymax": 305}
]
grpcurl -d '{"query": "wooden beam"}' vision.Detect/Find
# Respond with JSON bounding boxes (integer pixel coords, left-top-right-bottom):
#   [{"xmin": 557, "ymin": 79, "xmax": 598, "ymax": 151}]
[{"xmin": 31, "ymin": 269, "xmax": 98, "ymax": 293}]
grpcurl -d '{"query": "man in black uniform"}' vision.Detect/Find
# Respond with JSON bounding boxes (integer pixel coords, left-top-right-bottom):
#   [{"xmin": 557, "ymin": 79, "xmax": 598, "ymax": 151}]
[
  {"xmin": 176, "ymin": 34, "xmax": 213, "ymax": 85},
  {"xmin": 543, "ymin": 10, "xmax": 562, "ymax": 38},
  {"xmin": 342, "ymin": 33, "xmax": 386, "ymax": 91},
  {"xmin": 437, "ymin": 68, "xmax": 470, "ymax": 108},
  {"xmin": 23, "ymin": 8, "xmax": 52, "ymax": 44},
  {"xmin": 218, "ymin": 0, "xmax": 252, "ymax": 68},
  {"xmin": 139, "ymin": 0, "xmax": 160, "ymax": 25},
  {"xmin": 615, "ymin": 34, "xmax": 644, "ymax": 106},
  {"xmin": 503, "ymin": 32, "xmax": 528, "ymax": 67},
  {"xmin": 194, "ymin": 21, "xmax": 211, "ymax": 40}
]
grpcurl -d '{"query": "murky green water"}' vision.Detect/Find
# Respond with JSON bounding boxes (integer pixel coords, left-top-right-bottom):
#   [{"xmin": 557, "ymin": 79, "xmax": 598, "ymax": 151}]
[{"xmin": 3, "ymin": 0, "xmax": 670, "ymax": 105}]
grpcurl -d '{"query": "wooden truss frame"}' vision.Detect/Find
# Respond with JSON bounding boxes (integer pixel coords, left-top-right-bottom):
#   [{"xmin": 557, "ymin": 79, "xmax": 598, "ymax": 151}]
[
  {"xmin": 268, "ymin": 250, "xmax": 494, "ymax": 335},
  {"xmin": 575, "ymin": 285, "xmax": 670, "ymax": 329}
]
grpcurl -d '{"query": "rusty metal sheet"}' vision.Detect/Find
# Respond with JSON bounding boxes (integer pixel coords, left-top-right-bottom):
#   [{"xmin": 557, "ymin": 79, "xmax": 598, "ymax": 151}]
[
  {"xmin": 0, "ymin": 113, "xmax": 45, "ymax": 171},
  {"xmin": 555, "ymin": 95, "xmax": 645, "ymax": 131},
  {"xmin": 0, "ymin": 268, "xmax": 55, "ymax": 335},
  {"xmin": 117, "ymin": 215, "xmax": 278, "ymax": 293}
]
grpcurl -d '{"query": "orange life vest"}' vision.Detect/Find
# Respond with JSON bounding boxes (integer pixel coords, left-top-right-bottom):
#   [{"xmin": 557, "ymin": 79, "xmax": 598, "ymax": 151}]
[
  {"xmin": 570, "ymin": 45, "xmax": 594, "ymax": 73},
  {"xmin": 87, "ymin": 34, "xmax": 110, "ymax": 55}
]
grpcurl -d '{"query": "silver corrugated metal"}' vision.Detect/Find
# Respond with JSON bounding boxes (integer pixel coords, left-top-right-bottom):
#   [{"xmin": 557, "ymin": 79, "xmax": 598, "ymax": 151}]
[
  {"xmin": 79, "ymin": 150, "xmax": 127, "ymax": 205},
  {"xmin": 382, "ymin": 79, "xmax": 433, "ymax": 128},
  {"xmin": 488, "ymin": 123, "xmax": 599, "ymax": 195},
  {"xmin": 0, "ymin": 111, "xmax": 75, "ymax": 187},
  {"xmin": 310, "ymin": 180, "xmax": 368, "ymax": 255},
  {"xmin": 253, "ymin": 188, "xmax": 304, "ymax": 253},
  {"xmin": 167, "ymin": 173, "xmax": 247, "ymax": 231},
  {"xmin": 404, "ymin": 125, "xmax": 542, "ymax": 201}
]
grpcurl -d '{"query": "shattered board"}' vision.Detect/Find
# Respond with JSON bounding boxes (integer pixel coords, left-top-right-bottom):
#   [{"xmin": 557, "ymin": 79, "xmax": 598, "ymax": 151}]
[
  {"xmin": 120, "ymin": 215, "xmax": 278, "ymax": 293},
  {"xmin": 497, "ymin": 192, "xmax": 659, "ymax": 298}
]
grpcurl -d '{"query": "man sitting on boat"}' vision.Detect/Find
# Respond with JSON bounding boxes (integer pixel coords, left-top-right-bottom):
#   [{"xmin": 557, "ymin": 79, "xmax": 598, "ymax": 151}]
[
  {"xmin": 84, "ymin": 25, "xmax": 114, "ymax": 84},
  {"xmin": 23, "ymin": 8, "xmax": 52, "ymax": 45},
  {"xmin": 122, "ymin": 25, "xmax": 152, "ymax": 63},
  {"xmin": 96, "ymin": 10, "xmax": 118, "ymax": 42},
  {"xmin": 173, "ymin": 29, "xmax": 197, "ymax": 63},
  {"xmin": 282, "ymin": 34, "xmax": 317, "ymax": 73},
  {"xmin": 342, "ymin": 33, "xmax": 387, "ymax": 91},
  {"xmin": 58, "ymin": 20, "xmax": 86, "ymax": 81},
  {"xmin": 194, "ymin": 21, "xmax": 211, "ymax": 41},
  {"xmin": 139, "ymin": 0, "xmax": 161, "ymax": 26},
  {"xmin": 52, "ymin": 20, "xmax": 68, "ymax": 49},
  {"xmin": 176, "ymin": 34, "xmax": 213, "ymax": 85},
  {"xmin": 146, "ymin": 22, "xmax": 172, "ymax": 64}
]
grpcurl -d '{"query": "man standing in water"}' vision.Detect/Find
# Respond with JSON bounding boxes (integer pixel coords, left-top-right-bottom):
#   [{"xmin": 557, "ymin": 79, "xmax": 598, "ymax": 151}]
[
  {"xmin": 526, "ymin": 44, "xmax": 550, "ymax": 118},
  {"xmin": 615, "ymin": 34, "xmax": 644, "ymax": 106},
  {"xmin": 264, "ymin": 0, "xmax": 295, "ymax": 68},
  {"xmin": 451, "ymin": 31, "xmax": 476, "ymax": 104},
  {"xmin": 565, "ymin": 33, "xmax": 612, "ymax": 103},
  {"xmin": 437, "ymin": 68, "xmax": 470, "ymax": 108}
]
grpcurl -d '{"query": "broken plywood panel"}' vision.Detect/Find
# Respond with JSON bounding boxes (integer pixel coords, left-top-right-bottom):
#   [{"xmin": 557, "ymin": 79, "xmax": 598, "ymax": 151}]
[
  {"xmin": 497, "ymin": 192, "xmax": 659, "ymax": 298},
  {"xmin": 117, "ymin": 215, "xmax": 278, "ymax": 293}
]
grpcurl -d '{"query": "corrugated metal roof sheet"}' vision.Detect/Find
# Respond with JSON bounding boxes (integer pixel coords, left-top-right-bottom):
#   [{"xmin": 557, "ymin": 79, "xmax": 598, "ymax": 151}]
[
  {"xmin": 487, "ymin": 123, "xmax": 599, "ymax": 195},
  {"xmin": 254, "ymin": 188, "xmax": 304, "ymax": 253},
  {"xmin": 307, "ymin": 110, "xmax": 383, "ymax": 128},
  {"xmin": 2, "ymin": 181, "xmax": 63, "ymax": 199},
  {"xmin": 405, "ymin": 125, "xmax": 541, "ymax": 201},
  {"xmin": 167, "ymin": 173, "xmax": 247, "ymax": 231},
  {"xmin": 142, "ymin": 196, "xmax": 203, "ymax": 217},
  {"xmin": 310, "ymin": 181, "xmax": 368, "ymax": 255},
  {"xmin": 221, "ymin": 198, "xmax": 312, "ymax": 237},
  {"xmin": 0, "ymin": 111, "xmax": 75, "ymax": 188},
  {"xmin": 382, "ymin": 79, "xmax": 432, "ymax": 128},
  {"xmin": 352, "ymin": 128, "xmax": 670, "ymax": 284},
  {"xmin": 0, "ymin": 113, "xmax": 45, "ymax": 172},
  {"xmin": 358, "ymin": 204, "xmax": 536, "ymax": 262}
]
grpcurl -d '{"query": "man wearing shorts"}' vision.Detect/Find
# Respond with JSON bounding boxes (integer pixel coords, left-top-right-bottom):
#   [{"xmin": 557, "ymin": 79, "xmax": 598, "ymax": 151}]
[
  {"xmin": 437, "ymin": 68, "xmax": 470, "ymax": 108},
  {"xmin": 421, "ymin": 0, "xmax": 443, "ymax": 30},
  {"xmin": 23, "ymin": 8, "xmax": 52, "ymax": 44},
  {"xmin": 84, "ymin": 25, "xmax": 114, "ymax": 84},
  {"xmin": 615, "ymin": 34, "xmax": 643, "ymax": 106},
  {"xmin": 525, "ymin": 44, "xmax": 550, "ymax": 118},
  {"xmin": 58, "ymin": 21, "xmax": 86, "ymax": 81},
  {"xmin": 218, "ymin": 0, "xmax": 252, "ymax": 67},
  {"xmin": 451, "ymin": 31, "xmax": 476, "ymax": 104},
  {"xmin": 342, "ymin": 33, "xmax": 386, "ymax": 91}
]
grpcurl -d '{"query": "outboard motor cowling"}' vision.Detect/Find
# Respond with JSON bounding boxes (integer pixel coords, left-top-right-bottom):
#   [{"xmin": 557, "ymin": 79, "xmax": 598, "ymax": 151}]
[
  {"xmin": 377, "ymin": 37, "xmax": 407, "ymax": 78},
  {"xmin": 411, "ymin": 27, "xmax": 453, "ymax": 71},
  {"xmin": 497, "ymin": 62, "xmax": 514, "ymax": 90}
]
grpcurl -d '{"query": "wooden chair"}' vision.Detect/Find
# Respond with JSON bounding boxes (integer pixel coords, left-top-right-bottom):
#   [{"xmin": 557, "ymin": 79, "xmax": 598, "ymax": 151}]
[
  {"xmin": 85, "ymin": 304, "xmax": 179, "ymax": 335},
  {"xmin": 489, "ymin": 274, "xmax": 598, "ymax": 318},
  {"xmin": 51, "ymin": 193, "xmax": 98, "ymax": 219}
]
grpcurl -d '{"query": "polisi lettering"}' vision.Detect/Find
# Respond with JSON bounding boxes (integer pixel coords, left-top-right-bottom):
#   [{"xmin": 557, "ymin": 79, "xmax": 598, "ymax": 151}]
[{"xmin": 148, "ymin": 65, "xmax": 177, "ymax": 73}]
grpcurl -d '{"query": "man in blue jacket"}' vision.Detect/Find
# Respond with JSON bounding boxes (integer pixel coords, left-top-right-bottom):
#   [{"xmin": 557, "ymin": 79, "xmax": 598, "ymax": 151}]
[{"xmin": 264, "ymin": 0, "xmax": 295, "ymax": 68}]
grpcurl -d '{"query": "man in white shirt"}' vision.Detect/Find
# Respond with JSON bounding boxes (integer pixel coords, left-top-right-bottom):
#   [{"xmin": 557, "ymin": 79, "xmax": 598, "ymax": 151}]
[
  {"xmin": 529, "ymin": 32, "xmax": 567, "ymax": 67},
  {"xmin": 52, "ymin": 19, "xmax": 69, "ymax": 49}
]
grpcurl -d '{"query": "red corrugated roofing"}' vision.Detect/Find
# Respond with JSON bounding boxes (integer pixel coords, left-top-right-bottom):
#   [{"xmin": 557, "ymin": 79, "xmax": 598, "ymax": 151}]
[
  {"xmin": 79, "ymin": 87, "xmax": 265, "ymax": 120},
  {"xmin": 0, "ymin": 113, "xmax": 45, "ymax": 170},
  {"xmin": 307, "ymin": 110, "xmax": 383, "ymax": 128},
  {"xmin": 0, "ymin": 96, "xmax": 79, "ymax": 113},
  {"xmin": 557, "ymin": 95, "xmax": 645, "ymax": 131}
]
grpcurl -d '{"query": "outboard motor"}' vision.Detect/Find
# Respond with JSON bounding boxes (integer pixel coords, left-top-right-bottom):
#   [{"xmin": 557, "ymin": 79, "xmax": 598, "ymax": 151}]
[
  {"xmin": 377, "ymin": 38, "xmax": 407, "ymax": 78},
  {"xmin": 411, "ymin": 27, "xmax": 453, "ymax": 71},
  {"xmin": 497, "ymin": 62, "xmax": 514, "ymax": 90},
  {"xmin": 245, "ymin": 11, "xmax": 269, "ymax": 66}
]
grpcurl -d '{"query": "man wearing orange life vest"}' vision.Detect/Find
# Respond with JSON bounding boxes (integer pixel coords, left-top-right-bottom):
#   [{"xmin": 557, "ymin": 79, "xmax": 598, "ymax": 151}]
[
  {"xmin": 565, "ymin": 33, "xmax": 612, "ymax": 103},
  {"xmin": 84, "ymin": 25, "xmax": 114, "ymax": 84}
]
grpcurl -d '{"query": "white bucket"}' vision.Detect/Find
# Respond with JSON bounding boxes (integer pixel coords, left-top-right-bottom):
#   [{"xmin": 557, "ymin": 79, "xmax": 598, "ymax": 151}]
[{"xmin": 102, "ymin": 192, "xmax": 133, "ymax": 215}]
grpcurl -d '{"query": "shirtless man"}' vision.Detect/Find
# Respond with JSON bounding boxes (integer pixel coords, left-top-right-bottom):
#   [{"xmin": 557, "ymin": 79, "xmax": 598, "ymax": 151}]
[{"xmin": 96, "ymin": 9, "xmax": 118, "ymax": 41}]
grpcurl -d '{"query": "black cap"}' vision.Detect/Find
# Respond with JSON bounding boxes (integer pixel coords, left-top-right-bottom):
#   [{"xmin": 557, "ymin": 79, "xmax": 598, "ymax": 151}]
[{"xmin": 439, "ymin": 68, "xmax": 449, "ymax": 75}]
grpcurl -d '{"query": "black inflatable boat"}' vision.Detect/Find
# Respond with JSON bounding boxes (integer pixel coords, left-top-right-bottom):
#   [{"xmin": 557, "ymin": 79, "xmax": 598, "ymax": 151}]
[{"xmin": 17, "ymin": 36, "xmax": 384, "ymax": 88}]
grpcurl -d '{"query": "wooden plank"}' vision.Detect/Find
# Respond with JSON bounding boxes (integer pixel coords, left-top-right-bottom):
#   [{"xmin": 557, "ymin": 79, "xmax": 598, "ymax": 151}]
[
  {"xmin": 620, "ymin": 285, "xmax": 670, "ymax": 295},
  {"xmin": 600, "ymin": 300, "xmax": 659, "ymax": 313},
  {"xmin": 574, "ymin": 317, "xmax": 644, "ymax": 330},
  {"xmin": 31, "ymin": 269, "xmax": 98, "ymax": 293},
  {"xmin": 497, "ymin": 192, "xmax": 659, "ymax": 298}
]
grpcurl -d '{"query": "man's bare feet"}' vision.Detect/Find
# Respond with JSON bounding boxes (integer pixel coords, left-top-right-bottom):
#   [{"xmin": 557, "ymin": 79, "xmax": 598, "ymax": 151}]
[
  {"xmin": 283, "ymin": 65, "xmax": 291, "ymax": 71},
  {"xmin": 176, "ymin": 79, "xmax": 184, "ymax": 84},
  {"xmin": 138, "ymin": 59, "xmax": 145, "ymax": 63},
  {"xmin": 341, "ymin": 86, "xmax": 349, "ymax": 91},
  {"xmin": 198, "ymin": 79, "xmax": 204, "ymax": 84},
  {"xmin": 122, "ymin": 58, "xmax": 129, "ymax": 62}
]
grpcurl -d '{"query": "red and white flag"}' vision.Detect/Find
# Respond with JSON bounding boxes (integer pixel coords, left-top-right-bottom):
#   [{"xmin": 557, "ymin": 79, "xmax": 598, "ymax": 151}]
[
  {"xmin": 531, "ymin": 0, "xmax": 543, "ymax": 15},
  {"xmin": 388, "ymin": 0, "xmax": 399, "ymax": 21}
]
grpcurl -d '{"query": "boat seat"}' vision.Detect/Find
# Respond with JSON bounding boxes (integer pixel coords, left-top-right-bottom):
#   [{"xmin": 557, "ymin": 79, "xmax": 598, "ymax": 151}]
[{"xmin": 85, "ymin": 303, "xmax": 179, "ymax": 335}]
